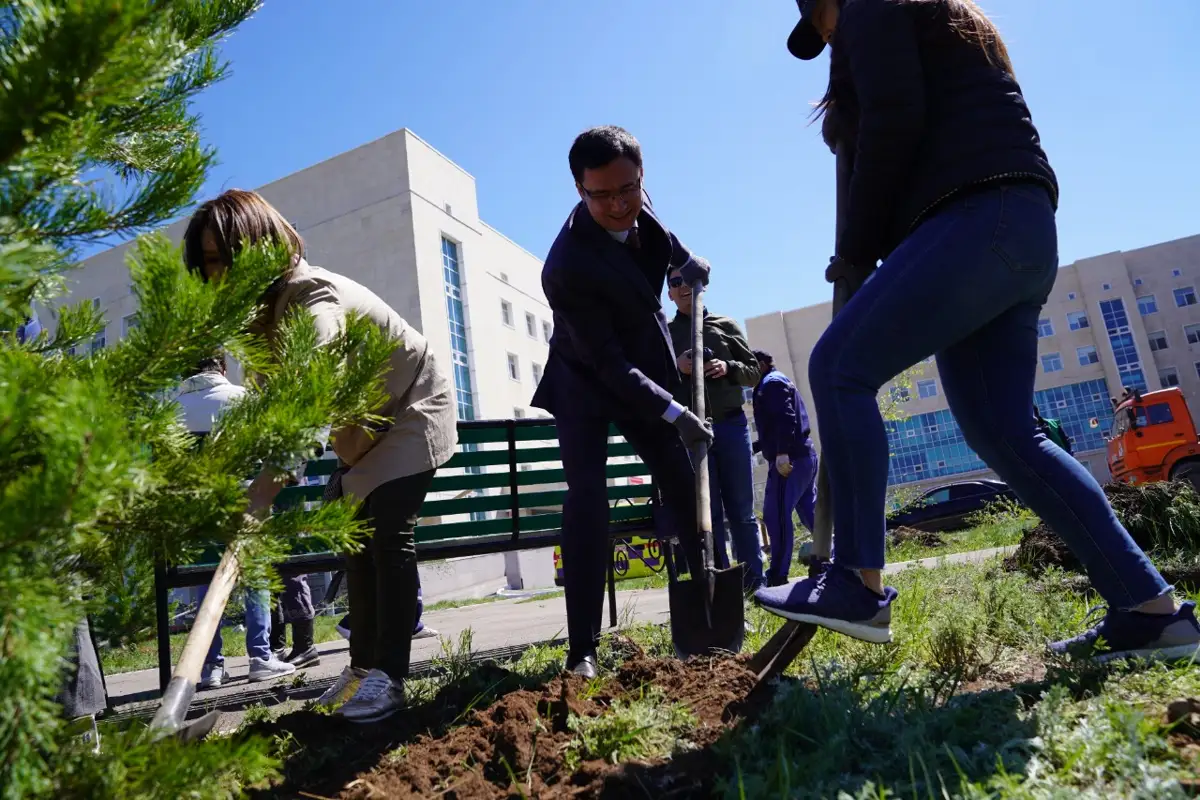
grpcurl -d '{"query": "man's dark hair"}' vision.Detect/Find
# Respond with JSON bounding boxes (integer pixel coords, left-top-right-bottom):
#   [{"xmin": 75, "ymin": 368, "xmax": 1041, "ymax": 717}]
[
  {"xmin": 194, "ymin": 352, "xmax": 226, "ymax": 375},
  {"xmin": 568, "ymin": 126, "xmax": 642, "ymax": 183},
  {"xmin": 752, "ymin": 349, "xmax": 774, "ymax": 367}
]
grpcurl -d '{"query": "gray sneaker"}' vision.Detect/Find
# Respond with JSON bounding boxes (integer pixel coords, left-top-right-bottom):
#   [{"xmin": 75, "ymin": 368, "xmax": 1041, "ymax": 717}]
[
  {"xmin": 1049, "ymin": 600, "xmax": 1200, "ymax": 664},
  {"xmin": 337, "ymin": 669, "xmax": 404, "ymax": 723},
  {"xmin": 412, "ymin": 626, "xmax": 438, "ymax": 640},
  {"xmin": 316, "ymin": 665, "xmax": 367, "ymax": 709},
  {"xmin": 247, "ymin": 655, "xmax": 296, "ymax": 683},
  {"xmin": 199, "ymin": 664, "xmax": 225, "ymax": 690}
]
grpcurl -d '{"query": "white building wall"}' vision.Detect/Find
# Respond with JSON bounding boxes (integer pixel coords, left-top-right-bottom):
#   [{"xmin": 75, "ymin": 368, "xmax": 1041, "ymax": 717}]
[{"xmin": 51, "ymin": 129, "xmax": 548, "ymax": 429}]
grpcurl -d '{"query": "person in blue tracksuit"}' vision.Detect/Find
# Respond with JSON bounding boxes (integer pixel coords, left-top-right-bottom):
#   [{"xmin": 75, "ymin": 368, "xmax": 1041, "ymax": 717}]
[{"xmin": 751, "ymin": 350, "xmax": 818, "ymax": 586}]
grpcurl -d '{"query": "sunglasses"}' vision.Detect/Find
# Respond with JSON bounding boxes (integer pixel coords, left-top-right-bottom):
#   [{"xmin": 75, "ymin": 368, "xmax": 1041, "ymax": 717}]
[{"xmin": 668, "ymin": 276, "xmax": 685, "ymax": 289}]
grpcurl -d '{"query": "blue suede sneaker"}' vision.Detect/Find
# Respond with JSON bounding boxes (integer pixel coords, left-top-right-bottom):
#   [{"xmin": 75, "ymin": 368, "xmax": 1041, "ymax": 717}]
[
  {"xmin": 754, "ymin": 562, "xmax": 898, "ymax": 643},
  {"xmin": 1049, "ymin": 601, "xmax": 1200, "ymax": 664}
]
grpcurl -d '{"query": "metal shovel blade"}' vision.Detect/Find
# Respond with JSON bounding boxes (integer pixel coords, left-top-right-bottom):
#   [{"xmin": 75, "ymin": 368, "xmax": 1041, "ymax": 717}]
[{"xmin": 668, "ymin": 564, "xmax": 746, "ymax": 658}]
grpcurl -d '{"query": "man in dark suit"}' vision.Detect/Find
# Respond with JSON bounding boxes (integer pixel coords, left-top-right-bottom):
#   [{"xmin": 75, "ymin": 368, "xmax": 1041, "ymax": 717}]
[{"xmin": 532, "ymin": 125, "xmax": 713, "ymax": 678}]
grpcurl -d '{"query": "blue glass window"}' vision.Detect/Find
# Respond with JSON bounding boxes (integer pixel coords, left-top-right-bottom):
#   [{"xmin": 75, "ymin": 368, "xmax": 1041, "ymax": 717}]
[
  {"xmin": 885, "ymin": 379, "xmax": 1112, "ymax": 487},
  {"xmin": 1099, "ymin": 299, "xmax": 1147, "ymax": 392}
]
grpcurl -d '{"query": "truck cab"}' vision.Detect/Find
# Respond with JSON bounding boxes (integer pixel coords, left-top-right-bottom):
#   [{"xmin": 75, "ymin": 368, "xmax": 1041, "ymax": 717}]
[{"xmin": 1107, "ymin": 387, "xmax": 1200, "ymax": 489}]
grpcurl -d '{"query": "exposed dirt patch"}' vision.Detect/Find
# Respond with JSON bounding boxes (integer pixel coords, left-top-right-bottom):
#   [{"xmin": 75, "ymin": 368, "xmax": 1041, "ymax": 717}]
[
  {"xmin": 249, "ymin": 653, "xmax": 767, "ymax": 799},
  {"xmin": 339, "ymin": 656, "xmax": 758, "ymax": 799},
  {"xmin": 1005, "ymin": 481, "xmax": 1200, "ymax": 578},
  {"xmin": 889, "ymin": 526, "xmax": 946, "ymax": 549}
]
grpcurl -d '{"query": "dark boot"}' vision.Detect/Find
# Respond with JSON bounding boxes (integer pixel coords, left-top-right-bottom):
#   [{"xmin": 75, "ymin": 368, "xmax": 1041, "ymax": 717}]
[
  {"xmin": 285, "ymin": 618, "xmax": 320, "ymax": 668},
  {"xmin": 269, "ymin": 620, "xmax": 287, "ymax": 655}
]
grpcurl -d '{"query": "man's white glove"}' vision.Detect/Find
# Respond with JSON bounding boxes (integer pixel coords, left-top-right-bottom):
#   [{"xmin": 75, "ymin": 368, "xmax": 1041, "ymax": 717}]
[{"xmin": 775, "ymin": 454, "xmax": 793, "ymax": 477}]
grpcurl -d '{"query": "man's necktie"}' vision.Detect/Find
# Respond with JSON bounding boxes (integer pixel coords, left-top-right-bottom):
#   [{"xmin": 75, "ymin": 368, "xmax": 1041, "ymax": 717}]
[{"xmin": 625, "ymin": 226, "xmax": 641, "ymax": 251}]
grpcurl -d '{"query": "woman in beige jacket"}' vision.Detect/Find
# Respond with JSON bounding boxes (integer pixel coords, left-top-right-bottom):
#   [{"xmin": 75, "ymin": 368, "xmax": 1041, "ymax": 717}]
[{"xmin": 184, "ymin": 189, "xmax": 457, "ymax": 723}]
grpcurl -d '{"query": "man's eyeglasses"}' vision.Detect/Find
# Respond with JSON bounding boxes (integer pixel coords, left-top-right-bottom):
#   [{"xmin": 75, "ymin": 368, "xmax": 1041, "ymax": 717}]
[
  {"xmin": 667, "ymin": 276, "xmax": 684, "ymax": 288},
  {"xmin": 580, "ymin": 179, "xmax": 642, "ymax": 203}
]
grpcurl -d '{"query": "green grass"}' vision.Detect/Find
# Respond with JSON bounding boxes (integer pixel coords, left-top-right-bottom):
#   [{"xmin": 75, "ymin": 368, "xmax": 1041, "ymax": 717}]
[
  {"xmin": 253, "ymin": 552, "xmax": 1200, "ymax": 797},
  {"xmin": 100, "ymin": 615, "xmax": 347, "ymax": 675},
  {"xmin": 564, "ymin": 685, "xmax": 695, "ymax": 770},
  {"xmin": 883, "ymin": 515, "xmax": 1033, "ymax": 564},
  {"xmin": 616, "ymin": 558, "xmax": 1200, "ymax": 798}
]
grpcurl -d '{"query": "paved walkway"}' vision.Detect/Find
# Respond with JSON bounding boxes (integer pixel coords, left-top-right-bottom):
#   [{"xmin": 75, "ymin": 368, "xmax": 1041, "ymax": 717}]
[{"xmin": 110, "ymin": 546, "xmax": 1013, "ymax": 730}]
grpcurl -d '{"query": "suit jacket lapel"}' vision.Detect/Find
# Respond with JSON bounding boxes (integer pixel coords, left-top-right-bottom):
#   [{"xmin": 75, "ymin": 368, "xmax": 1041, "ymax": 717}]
[{"xmin": 568, "ymin": 202, "xmax": 660, "ymax": 309}]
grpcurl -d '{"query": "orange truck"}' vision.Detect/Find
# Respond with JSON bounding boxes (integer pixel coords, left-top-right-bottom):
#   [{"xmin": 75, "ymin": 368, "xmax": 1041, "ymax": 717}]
[{"xmin": 1107, "ymin": 387, "xmax": 1200, "ymax": 489}]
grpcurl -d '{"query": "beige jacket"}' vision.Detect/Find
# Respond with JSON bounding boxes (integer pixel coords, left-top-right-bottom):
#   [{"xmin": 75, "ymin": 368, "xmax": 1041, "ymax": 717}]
[{"xmin": 250, "ymin": 260, "xmax": 458, "ymax": 501}]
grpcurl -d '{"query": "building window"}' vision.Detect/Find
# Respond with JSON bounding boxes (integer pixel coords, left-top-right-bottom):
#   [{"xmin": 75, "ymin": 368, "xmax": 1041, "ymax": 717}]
[
  {"xmin": 1175, "ymin": 287, "xmax": 1198, "ymax": 308},
  {"xmin": 1066, "ymin": 311, "xmax": 1089, "ymax": 331},
  {"xmin": 513, "ymin": 407, "xmax": 526, "ymax": 419},
  {"xmin": 1102, "ymin": 283, "xmax": 1112, "ymax": 291},
  {"xmin": 1099, "ymin": 299, "xmax": 1147, "ymax": 392},
  {"xmin": 1134, "ymin": 278, "xmax": 1144, "ymax": 286},
  {"xmin": 1077, "ymin": 345, "xmax": 1099, "ymax": 366},
  {"xmin": 1137, "ymin": 295, "xmax": 1158, "ymax": 315},
  {"xmin": 91, "ymin": 328, "xmax": 106, "ymax": 353},
  {"xmin": 917, "ymin": 379, "xmax": 938, "ymax": 399},
  {"xmin": 1174, "ymin": 269, "xmax": 1183, "ymax": 278},
  {"xmin": 890, "ymin": 385, "xmax": 911, "ymax": 403},
  {"xmin": 1067, "ymin": 292, "xmax": 1077, "ymax": 301},
  {"xmin": 1037, "ymin": 318, "xmax": 1054, "ymax": 338},
  {"xmin": 525, "ymin": 312, "xmax": 537, "ymax": 338},
  {"xmin": 501, "ymin": 300, "xmax": 514, "ymax": 327},
  {"xmin": 1160, "ymin": 367, "xmax": 1180, "ymax": 389},
  {"xmin": 885, "ymin": 378, "xmax": 1111, "ymax": 487},
  {"xmin": 542, "ymin": 320, "xmax": 552, "ymax": 343},
  {"xmin": 507, "ymin": 353, "xmax": 520, "ymax": 381},
  {"xmin": 1187, "ymin": 324, "xmax": 1200, "ymax": 345},
  {"xmin": 441, "ymin": 236, "xmax": 477, "ymax": 422},
  {"xmin": 1148, "ymin": 330, "xmax": 1169, "ymax": 351},
  {"xmin": 122, "ymin": 314, "xmax": 138, "ymax": 338},
  {"xmin": 532, "ymin": 362, "xmax": 544, "ymax": 384},
  {"xmin": 1041, "ymin": 352, "xmax": 1064, "ymax": 373}
]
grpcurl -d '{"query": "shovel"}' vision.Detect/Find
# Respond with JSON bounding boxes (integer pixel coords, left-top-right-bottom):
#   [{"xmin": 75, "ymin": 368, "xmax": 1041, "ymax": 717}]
[
  {"xmin": 146, "ymin": 543, "xmax": 243, "ymax": 742},
  {"xmin": 748, "ymin": 134, "xmax": 854, "ymax": 694},
  {"xmin": 666, "ymin": 278, "xmax": 746, "ymax": 659}
]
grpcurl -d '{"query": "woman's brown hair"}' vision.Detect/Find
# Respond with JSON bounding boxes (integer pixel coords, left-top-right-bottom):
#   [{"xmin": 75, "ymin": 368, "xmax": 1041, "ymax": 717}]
[{"xmin": 183, "ymin": 189, "xmax": 305, "ymax": 278}]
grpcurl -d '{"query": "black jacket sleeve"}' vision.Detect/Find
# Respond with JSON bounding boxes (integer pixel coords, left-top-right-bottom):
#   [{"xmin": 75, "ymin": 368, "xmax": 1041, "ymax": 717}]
[{"xmin": 837, "ymin": 0, "xmax": 926, "ymax": 267}]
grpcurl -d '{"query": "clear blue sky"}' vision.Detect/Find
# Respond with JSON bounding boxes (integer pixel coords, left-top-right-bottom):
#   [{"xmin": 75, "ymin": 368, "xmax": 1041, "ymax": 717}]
[{"xmin": 186, "ymin": 0, "xmax": 1200, "ymax": 325}]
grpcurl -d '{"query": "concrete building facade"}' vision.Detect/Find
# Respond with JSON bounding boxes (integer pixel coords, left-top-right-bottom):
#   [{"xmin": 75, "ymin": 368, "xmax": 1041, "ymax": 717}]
[
  {"xmin": 56, "ymin": 129, "xmax": 552, "ymax": 424},
  {"xmin": 744, "ymin": 233, "xmax": 1200, "ymax": 497}
]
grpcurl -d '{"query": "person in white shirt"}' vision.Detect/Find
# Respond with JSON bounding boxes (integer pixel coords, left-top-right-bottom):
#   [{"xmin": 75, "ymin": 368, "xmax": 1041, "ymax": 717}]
[{"xmin": 174, "ymin": 353, "xmax": 297, "ymax": 688}]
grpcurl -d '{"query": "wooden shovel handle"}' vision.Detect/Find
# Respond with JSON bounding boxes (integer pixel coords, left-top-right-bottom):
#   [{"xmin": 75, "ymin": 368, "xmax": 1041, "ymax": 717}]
[{"xmin": 149, "ymin": 540, "xmax": 242, "ymax": 734}]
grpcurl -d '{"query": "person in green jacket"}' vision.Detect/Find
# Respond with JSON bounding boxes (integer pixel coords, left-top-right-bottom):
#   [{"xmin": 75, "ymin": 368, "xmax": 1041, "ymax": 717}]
[
  {"xmin": 667, "ymin": 266, "xmax": 765, "ymax": 589},
  {"xmin": 1035, "ymin": 405, "xmax": 1073, "ymax": 455}
]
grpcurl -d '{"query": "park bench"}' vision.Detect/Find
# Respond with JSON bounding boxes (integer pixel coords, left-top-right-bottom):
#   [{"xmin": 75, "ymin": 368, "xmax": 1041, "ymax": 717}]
[{"xmin": 151, "ymin": 417, "xmax": 660, "ymax": 693}]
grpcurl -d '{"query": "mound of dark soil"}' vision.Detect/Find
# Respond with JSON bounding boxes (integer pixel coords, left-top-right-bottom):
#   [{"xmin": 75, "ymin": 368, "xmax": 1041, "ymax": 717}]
[
  {"xmin": 1005, "ymin": 481, "xmax": 1200, "ymax": 576},
  {"xmin": 250, "ymin": 653, "xmax": 767, "ymax": 799},
  {"xmin": 889, "ymin": 526, "xmax": 946, "ymax": 549}
]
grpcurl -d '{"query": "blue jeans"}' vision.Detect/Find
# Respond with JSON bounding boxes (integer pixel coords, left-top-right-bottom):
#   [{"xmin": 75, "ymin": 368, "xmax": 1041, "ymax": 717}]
[
  {"xmin": 708, "ymin": 411, "xmax": 765, "ymax": 585},
  {"xmin": 808, "ymin": 183, "xmax": 1169, "ymax": 610},
  {"xmin": 202, "ymin": 587, "xmax": 271, "ymax": 665},
  {"xmin": 763, "ymin": 449, "xmax": 818, "ymax": 584}
]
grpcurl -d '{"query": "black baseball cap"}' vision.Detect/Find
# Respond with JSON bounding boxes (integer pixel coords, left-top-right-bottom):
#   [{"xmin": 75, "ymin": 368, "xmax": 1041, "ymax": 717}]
[{"xmin": 787, "ymin": 0, "xmax": 827, "ymax": 61}]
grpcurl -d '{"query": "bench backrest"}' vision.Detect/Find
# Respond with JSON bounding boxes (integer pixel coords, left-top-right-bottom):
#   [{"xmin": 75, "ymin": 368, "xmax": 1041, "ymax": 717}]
[{"xmin": 228, "ymin": 418, "xmax": 654, "ymax": 564}]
